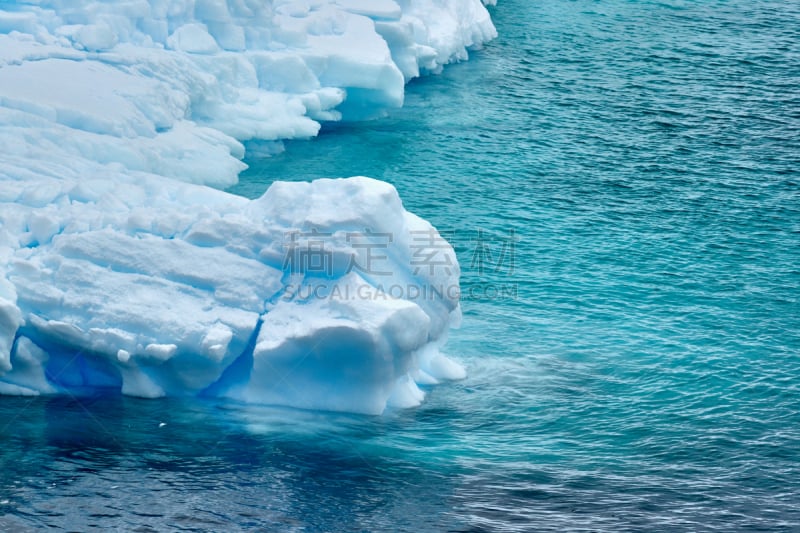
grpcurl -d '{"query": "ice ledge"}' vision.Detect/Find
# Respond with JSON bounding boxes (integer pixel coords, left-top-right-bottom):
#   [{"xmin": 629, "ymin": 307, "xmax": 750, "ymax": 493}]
[
  {"xmin": 0, "ymin": 0, "xmax": 497, "ymax": 188},
  {"xmin": 0, "ymin": 177, "xmax": 464, "ymax": 414}
]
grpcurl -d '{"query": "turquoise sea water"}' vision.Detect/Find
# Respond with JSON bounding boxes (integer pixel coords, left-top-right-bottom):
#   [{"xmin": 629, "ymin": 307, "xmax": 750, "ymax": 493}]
[{"xmin": 2, "ymin": 0, "xmax": 800, "ymax": 530}]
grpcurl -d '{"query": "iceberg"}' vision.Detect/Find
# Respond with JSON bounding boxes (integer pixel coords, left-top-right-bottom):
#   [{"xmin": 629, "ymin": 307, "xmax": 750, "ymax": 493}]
[{"xmin": 0, "ymin": 0, "xmax": 496, "ymax": 413}]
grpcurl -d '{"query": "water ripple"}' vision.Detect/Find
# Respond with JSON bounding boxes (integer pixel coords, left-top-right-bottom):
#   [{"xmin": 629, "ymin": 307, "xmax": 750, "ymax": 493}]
[{"xmin": 2, "ymin": 0, "xmax": 800, "ymax": 530}]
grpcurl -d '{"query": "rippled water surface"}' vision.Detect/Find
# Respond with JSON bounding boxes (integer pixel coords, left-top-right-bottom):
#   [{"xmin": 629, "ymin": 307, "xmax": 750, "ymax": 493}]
[{"xmin": 3, "ymin": 0, "xmax": 800, "ymax": 530}]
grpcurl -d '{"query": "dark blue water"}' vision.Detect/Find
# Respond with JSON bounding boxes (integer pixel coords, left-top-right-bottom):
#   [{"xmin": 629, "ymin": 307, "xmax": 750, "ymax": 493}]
[{"xmin": 3, "ymin": 0, "xmax": 800, "ymax": 530}]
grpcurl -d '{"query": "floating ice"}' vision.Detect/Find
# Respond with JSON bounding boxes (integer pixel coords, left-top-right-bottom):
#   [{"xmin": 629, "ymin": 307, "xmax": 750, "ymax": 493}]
[
  {"xmin": 0, "ymin": 0, "xmax": 497, "ymax": 188},
  {"xmin": 0, "ymin": 0, "xmax": 497, "ymax": 413},
  {"xmin": 1, "ymin": 175, "xmax": 464, "ymax": 414}
]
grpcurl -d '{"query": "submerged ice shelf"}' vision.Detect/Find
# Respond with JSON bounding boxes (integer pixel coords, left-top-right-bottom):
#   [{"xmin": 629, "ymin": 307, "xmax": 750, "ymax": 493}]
[{"xmin": 0, "ymin": 0, "xmax": 496, "ymax": 413}]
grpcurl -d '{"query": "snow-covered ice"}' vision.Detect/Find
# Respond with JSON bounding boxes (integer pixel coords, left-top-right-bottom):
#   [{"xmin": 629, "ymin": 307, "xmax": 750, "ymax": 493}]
[{"xmin": 0, "ymin": 0, "xmax": 496, "ymax": 413}]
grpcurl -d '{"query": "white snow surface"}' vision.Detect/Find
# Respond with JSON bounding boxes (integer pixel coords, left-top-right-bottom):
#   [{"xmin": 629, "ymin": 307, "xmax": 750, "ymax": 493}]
[{"xmin": 0, "ymin": 0, "xmax": 495, "ymax": 413}]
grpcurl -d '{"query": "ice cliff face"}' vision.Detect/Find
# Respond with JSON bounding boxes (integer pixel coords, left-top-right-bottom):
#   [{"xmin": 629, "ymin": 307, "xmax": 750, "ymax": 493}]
[{"xmin": 0, "ymin": 0, "xmax": 496, "ymax": 413}]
